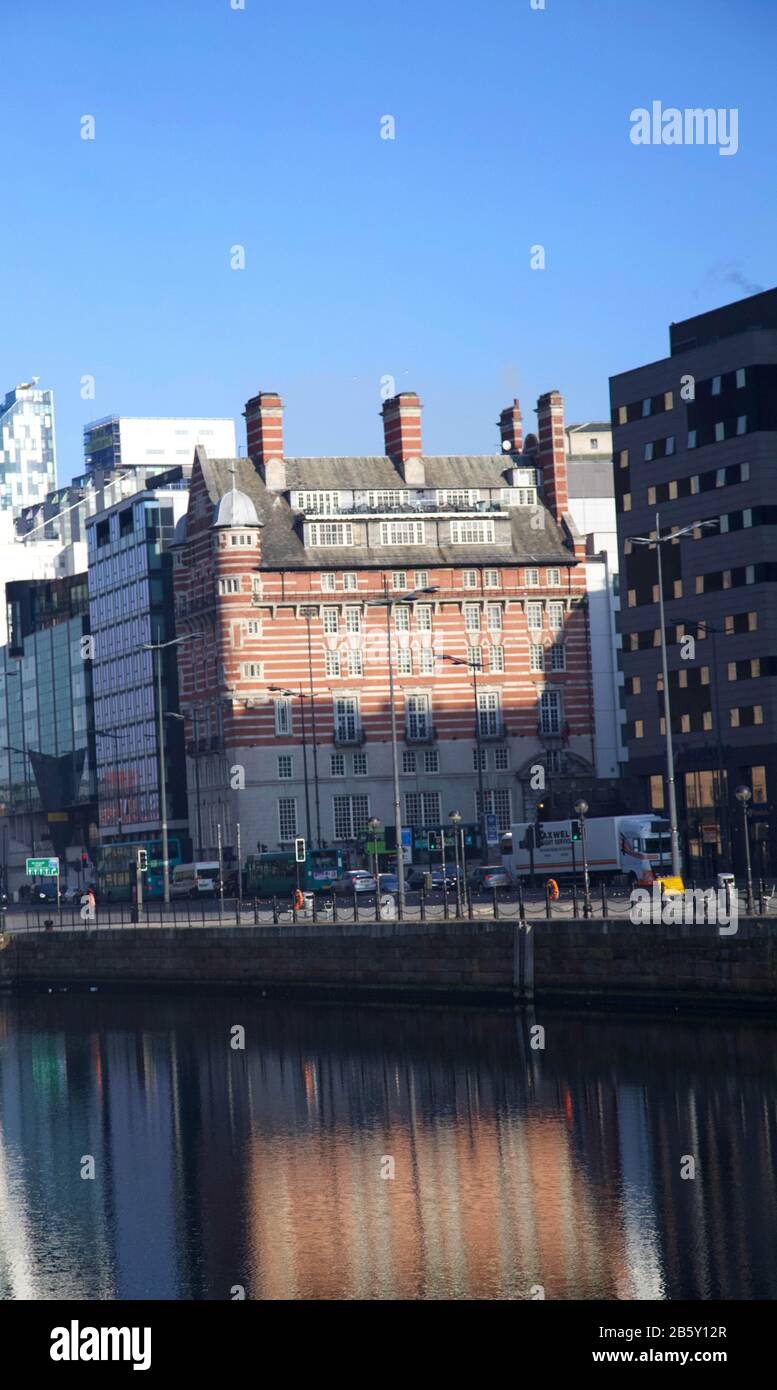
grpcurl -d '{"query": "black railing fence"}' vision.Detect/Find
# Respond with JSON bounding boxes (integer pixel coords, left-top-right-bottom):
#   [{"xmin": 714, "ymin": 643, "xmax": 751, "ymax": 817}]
[{"xmin": 3, "ymin": 878, "xmax": 774, "ymax": 933}]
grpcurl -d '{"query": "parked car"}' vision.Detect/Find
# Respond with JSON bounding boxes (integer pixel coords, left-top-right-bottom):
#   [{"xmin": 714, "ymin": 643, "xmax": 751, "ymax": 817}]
[
  {"xmin": 61, "ymin": 885, "xmax": 84, "ymax": 903},
  {"xmin": 333, "ymin": 870, "xmax": 377, "ymax": 894},
  {"xmin": 469, "ymin": 865, "xmax": 513, "ymax": 891},
  {"xmin": 24, "ymin": 882, "xmax": 57, "ymax": 904},
  {"xmin": 408, "ymin": 867, "xmax": 461, "ymax": 891},
  {"xmin": 378, "ymin": 873, "xmax": 400, "ymax": 893}
]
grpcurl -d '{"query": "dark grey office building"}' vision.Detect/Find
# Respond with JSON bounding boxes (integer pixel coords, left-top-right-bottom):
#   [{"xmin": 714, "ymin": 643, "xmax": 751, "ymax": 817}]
[{"xmin": 611, "ymin": 287, "xmax": 777, "ymax": 878}]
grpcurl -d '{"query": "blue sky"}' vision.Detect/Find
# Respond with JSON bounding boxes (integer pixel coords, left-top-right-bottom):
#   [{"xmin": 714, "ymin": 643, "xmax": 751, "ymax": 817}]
[{"xmin": 1, "ymin": 0, "xmax": 774, "ymax": 481}]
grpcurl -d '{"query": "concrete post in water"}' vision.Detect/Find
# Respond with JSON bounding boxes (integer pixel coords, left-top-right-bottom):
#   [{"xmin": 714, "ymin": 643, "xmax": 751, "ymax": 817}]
[{"xmin": 512, "ymin": 920, "xmax": 534, "ymax": 1000}]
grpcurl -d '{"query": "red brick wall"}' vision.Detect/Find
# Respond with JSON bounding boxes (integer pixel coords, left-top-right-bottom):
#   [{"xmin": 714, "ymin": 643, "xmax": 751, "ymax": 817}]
[{"xmin": 173, "ymin": 461, "xmax": 593, "ymax": 757}]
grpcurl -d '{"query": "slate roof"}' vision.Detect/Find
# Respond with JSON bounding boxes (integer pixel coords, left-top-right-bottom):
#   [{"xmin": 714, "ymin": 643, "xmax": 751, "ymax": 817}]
[{"xmin": 194, "ymin": 450, "xmax": 575, "ymax": 569}]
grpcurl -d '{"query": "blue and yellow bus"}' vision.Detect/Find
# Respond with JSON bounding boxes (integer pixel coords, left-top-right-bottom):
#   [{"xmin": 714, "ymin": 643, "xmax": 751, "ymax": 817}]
[
  {"xmin": 95, "ymin": 837, "xmax": 185, "ymax": 901},
  {"xmin": 244, "ymin": 848, "xmax": 345, "ymax": 898}
]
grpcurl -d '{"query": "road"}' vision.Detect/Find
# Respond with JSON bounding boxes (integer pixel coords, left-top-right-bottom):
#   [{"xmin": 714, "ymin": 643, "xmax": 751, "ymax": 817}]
[{"xmin": 3, "ymin": 883, "xmax": 775, "ymax": 933}]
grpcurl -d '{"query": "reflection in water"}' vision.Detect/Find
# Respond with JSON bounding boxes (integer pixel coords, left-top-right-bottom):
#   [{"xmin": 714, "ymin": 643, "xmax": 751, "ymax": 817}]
[{"xmin": 0, "ymin": 996, "xmax": 775, "ymax": 1300}]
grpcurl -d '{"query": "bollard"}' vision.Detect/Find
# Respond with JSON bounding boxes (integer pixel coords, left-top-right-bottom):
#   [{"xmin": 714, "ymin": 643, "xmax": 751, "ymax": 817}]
[
  {"xmin": 467, "ymin": 888, "xmax": 474, "ymax": 920},
  {"xmin": 272, "ymin": 896, "xmax": 278, "ymax": 925},
  {"xmin": 313, "ymin": 894, "xmax": 319, "ymax": 923},
  {"xmin": 253, "ymin": 898, "xmax": 258, "ymax": 925},
  {"xmin": 420, "ymin": 886, "xmax": 427, "ymax": 921},
  {"xmin": 572, "ymin": 883, "xmax": 578, "ymax": 917},
  {"xmin": 492, "ymin": 886, "xmax": 499, "ymax": 919},
  {"xmin": 601, "ymin": 882, "xmax": 607, "ymax": 918},
  {"xmin": 375, "ymin": 889, "xmax": 381, "ymax": 923},
  {"xmin": 545, "ymin": 885, "xmax": 552, "ymax": 919},
  {"xmin": 353, "ymin": 890, "xmax": 359, "ymax": 922},
  {"xmin": 292, "ymin": 896, "xmax": 298, "ymax": 924},
  {"xmin": 759, "ymin": 879, "xmax": 765, "ymax": 915},
  {"xmin": 332, "ymin": 892, "xmax": 338, "ymax": 924},
  {"xmin": 517, "ymin": 879, "xmax": 526, "ymax": 925},
  {"xmin": 442, "ymin": 884, "xmax": 449, "ymax": 920}
]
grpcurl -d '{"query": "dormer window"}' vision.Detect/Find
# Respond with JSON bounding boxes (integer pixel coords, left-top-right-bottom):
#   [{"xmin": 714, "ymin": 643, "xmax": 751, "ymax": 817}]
[{"xmin": 295, "ymin": 491, "xmax": 341, "ymax": 515}]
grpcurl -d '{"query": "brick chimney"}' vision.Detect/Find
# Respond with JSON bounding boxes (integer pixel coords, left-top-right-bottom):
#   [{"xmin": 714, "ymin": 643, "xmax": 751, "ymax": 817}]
[
  {"xmin": 536, "ymin": 390, "xmax": 569, "ymax": 523},
  {"xmin": 244, "ymin": 390, "xmax": 285, "ymax": 490},
  {"xmin": 498, "ymin": 399, "xmax": 523, "ymax": 454},
  {"xmin": 381, "ymin": 392, "xmax": 424, "ymax": 485}
]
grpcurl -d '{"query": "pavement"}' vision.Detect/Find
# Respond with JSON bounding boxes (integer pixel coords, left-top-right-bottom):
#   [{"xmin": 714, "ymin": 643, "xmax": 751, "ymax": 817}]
[{"xmin": 3, "ymin": 884, "xmax": 775, "ymax": 933}]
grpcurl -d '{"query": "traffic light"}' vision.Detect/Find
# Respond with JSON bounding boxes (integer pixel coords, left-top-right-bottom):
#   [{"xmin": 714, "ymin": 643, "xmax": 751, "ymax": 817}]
[
  {"xmin": 137, "ymin": 849, "xmax": 148, "ymax": 872},
  {"xmin": 570, "ymin": 820, "xmax": 581, "ymax": 842},
  {"xmin": 294, "ymin": 837, "xmax": 306, "ymax": 864},
  {"xmin": 81, "ymin": 851, "xmax": 88, "ymax": 868},
  {"xmin": 428, "ymin": 831, "xmax": 438, "ymax": 851}
]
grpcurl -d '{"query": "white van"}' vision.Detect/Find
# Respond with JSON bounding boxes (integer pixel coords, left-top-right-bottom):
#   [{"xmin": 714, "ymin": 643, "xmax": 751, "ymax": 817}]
[{"xmin": 171, "ymin": 862, "xmax": 220, "ymax": 898}]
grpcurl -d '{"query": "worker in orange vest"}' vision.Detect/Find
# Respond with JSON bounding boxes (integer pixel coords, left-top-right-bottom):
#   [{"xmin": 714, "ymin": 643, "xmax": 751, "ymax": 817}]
[
  {"xmin": 293, "ymin": 887, "xmax": 305, "ymax": 913},
  {"xmin": 546, "ymin": 877, "xmax": 560, "ymax": 901}
]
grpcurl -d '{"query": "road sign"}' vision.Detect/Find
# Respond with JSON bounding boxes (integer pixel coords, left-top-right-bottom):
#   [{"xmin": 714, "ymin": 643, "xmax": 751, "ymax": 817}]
[
  {"xmin": 26, "ymin": 857, "xmax": 59, "ymax": 877},
  {"xmin": 485, "ymin": 813, "xmax": 499, "ymax": 845},
  {"xmin": 401, "ymin": 827, "xmax": 413, "ymax": 865}
]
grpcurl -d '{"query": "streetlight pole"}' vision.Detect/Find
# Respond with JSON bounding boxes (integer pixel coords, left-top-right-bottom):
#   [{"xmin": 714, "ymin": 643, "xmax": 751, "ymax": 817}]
[
  {"xmin": 736, "ymin": 785, "xmax": 754, "ymax": 913},
  {"xmin": 575, "ymin": 798, "xmax": 592, "ymax": 917},
  {"xmin": 450, "ymin": 810, "xmax": 463, "ymax": 916},
  {"xmin": 141, "ymin": 634, "xmax": 191, "ymax": 905},
  {"xmin": 444, "ymin": 653, "xmax": 488, "ymax": 863},
  {"xmin": 362, "ymin": 582, "xmax": 438, "ymax": 921},
  {"xmin": 632, "ymin": 513, "xmax": 719, "ymax": 881},
  {"xmin": 300, "ymin": 608, "xmax": 322, "ymax": 847},
  {"xmin": 384, "ymin": 583, "xmax": 406, "ymax": 919},
  {"xmin": 367, "ymin": 816, "xmax": 381, "ymax": 885}
]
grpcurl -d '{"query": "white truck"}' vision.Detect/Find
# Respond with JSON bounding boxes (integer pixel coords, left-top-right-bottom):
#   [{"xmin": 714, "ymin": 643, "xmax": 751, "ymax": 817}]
[{"xmin": 504, "ymin": 815, "xmax": 675, "ymax": 885}]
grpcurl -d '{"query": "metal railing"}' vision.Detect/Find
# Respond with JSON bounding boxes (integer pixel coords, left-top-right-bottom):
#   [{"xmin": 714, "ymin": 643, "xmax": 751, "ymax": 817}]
[{"xmin": 5, "ymin": 878, "xmax": 774, "ymax": 934}]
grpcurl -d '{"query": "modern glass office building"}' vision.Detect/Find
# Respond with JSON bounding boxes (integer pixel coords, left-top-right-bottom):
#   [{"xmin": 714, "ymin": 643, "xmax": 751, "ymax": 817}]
[
  {"xmin": 0, "ymin": 380, "xmax": 57, "ymax": 514},
  {"xmin": 0, "ymin": 574, "xmax": 96, "ymax": 893},
  {"xmin": 86, "ymin": 487, "xmax": 189, "ymax": 842}
]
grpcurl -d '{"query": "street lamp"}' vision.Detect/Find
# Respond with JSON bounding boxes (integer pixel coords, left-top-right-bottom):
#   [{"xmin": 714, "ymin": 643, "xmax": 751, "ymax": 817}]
[
  {"xmin": 299, "ymin": 607, "xmax": 324, "ymax": 846},
  {"xmin": 735, "ymin": 784, "xmax": 754, "ymax": 913},
  {"xmin": 574, "ymin": 798, "xmax": 592, "ymax": 917},
  {"xmin": 631, "ymin": 513, "xmax": 719, "ymax": 879},
  {"xmin": 140, "ymin": 633, "xmax": 192, "ymax": 904},
  {"xmin": 449, "ymin": 810, "xmax": 464, "ymax": 916},
  {"xmin": 443, "ymin": 653, "xmax": 489, "ymax": 864},
  {"xmin": 269, "ymin": 685, "xmax": 313, "ymax": 850},
  {"xmin": 367, "ymin": 816, "xmax": 381, "ymax": 885},
  {"xmin": 363, "ymin": 583, "xmax": 438, "ymax": 920}
]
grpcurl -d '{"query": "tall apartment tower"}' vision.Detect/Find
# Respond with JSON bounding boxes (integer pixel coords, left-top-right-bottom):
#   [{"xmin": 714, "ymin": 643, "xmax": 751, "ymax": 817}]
[
  {"xmin": 0, "ymin": 380, "xmax": 57, "ymax": 513},
  {"xmin": 611, "ymin": 287, "xmax": 777, "ymax": 879}
]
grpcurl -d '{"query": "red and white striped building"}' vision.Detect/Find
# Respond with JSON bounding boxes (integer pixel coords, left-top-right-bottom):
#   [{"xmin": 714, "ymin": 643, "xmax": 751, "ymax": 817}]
[{"xmin": 171, "ymin": 389, "xmax": 594, "ymax": 859}]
